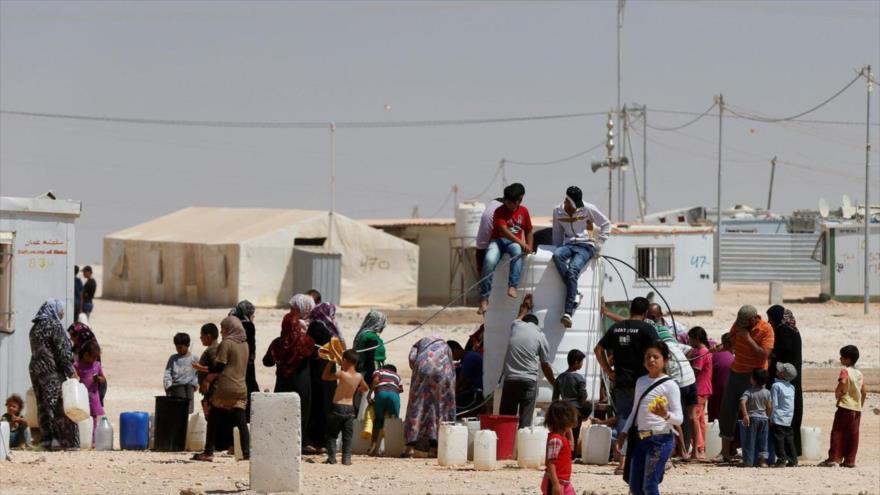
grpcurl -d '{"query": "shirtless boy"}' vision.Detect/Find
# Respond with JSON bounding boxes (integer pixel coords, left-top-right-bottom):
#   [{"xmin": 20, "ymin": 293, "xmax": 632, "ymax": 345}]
[{"xmin": 323, "ymin": 349, "xmax": 369, "ymax": 465}]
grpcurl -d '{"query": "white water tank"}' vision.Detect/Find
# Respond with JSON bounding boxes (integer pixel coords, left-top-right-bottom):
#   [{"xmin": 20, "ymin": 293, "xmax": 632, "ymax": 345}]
[
  {"xmin": 454, "ymin": 201, "xmax": 486, "ymax": 247},
  {"xmin": 24, "ymin": 389, "xmax": 39, "ymax": 427},
  {"xmin": 186, "ymin": 412, "xmax": 207, "ymax": 452},
  {"xmin": 62, "ymin": 378, "xmax": 90, "ymax": 423},
  {"xmin": 78, "ymin": 418, "xmax": 93, "ymax": 450},
  {"xmin": 483, "ymin": 246, "xmax": 604, "ymax": 404},
  {"xmin": 581, "ymin": 424, "xmax": 612, "ymax": 464},
  {"xmin": 800, "ymin": 426, "xmax": 822, "ymax": 461},
  {"xmin": 461, "ymin": 417, "xmax": 481, "ymax": 460},
  {"xmin": 705, "ymin": 419, "xmax": 722, "ymax": 459},
  {"xmin": 383, "ymin": 418, "xmax": 406, "ymax": 457}
]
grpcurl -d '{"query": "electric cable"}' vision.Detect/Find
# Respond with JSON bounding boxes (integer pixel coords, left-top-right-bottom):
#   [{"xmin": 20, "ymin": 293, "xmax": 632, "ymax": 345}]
[
  {"xmin": 504, "ymin": 141, "xmax": 606, "ymax": 166},
  {"xmin": 646, "ymin": 103, "xmax": 717, "ymax": 131},
  {"xmin": 467, "ymin": 163, "xmax": 504, "ymax": 200},
  {"xmin": 426, "ymin": 187, "xmax": 456, "ymax": 218}
]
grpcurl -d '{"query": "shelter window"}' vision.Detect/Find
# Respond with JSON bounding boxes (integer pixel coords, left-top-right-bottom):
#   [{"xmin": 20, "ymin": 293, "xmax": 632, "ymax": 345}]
[
  {"xmin": 636, "ymin": 246, "xmax": 674, "ymax": 282},
  {"xmin": 294, "ymin": 238, "xmax": 326, "ymax": 247},
  {"xmin": 0, "ymin": 233, "xmax": 13, "ymax": 333}
]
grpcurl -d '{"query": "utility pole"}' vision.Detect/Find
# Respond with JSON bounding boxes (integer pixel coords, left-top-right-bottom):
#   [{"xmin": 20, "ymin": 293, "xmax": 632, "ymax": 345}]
[
  {"xmin": 606, "ymin": 111, "xmax": 615, "ymax": 219},
  {"xmin": 767, "ymin": 156, "xmax": 777, "ymax": 211},
  {"xmin": 329, "ymin": 122, "xmax": 336, "ymax": 245},
  {"xmin": 453, "ymin": 184, "xmax": 459, "ymax": 208},
  {"xmin": 621, "ymin": 105, "xmax": 628, "ymax": 221},
  {"xmin": 642, "ymin": 104, "xmax": 648, "ymax": 212},
  {"xmin": 616, "ymin": 0, "xmax": 625, "ymax": 222},
  {"xmin": 715, "ymin": 95, "xmax": 724, "ymax": 291},
  {"xmin": 863, "ymin": 65, "xmax": 873, "ymax": 314}
]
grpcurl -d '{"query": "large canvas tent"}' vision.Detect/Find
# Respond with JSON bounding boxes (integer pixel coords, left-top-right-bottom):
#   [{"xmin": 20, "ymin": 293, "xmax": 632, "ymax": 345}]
[{"xmin": 103, "ymin": 207, "xmax": 418, "ymax": 307}]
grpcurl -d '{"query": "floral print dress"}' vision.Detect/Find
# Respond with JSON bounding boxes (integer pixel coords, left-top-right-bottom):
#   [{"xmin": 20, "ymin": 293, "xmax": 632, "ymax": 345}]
[{"xmin": 404, "ymin": 335, "xmax": 456, "ymax": 446}]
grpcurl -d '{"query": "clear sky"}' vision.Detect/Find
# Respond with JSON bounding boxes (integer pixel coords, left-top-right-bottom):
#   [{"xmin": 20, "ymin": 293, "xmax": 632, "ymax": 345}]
[{"xmin": 1, "ymin": 0, "xmax": 878, "ymax": 263}]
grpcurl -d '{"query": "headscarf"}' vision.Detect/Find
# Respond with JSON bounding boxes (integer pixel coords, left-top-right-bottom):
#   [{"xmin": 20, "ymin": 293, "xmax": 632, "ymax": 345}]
[
  {"xmin": 33, "ymin": 298, "xmax": 64, "ymax": 323},
  {"xmin": 269, "ymin": 308, "xmax": 316, "ymax": 377},
  {"xmin": 767, "ymin": 305, "xmax": 786, "ymax": 329},
  {"xmin": 220, "ymin": 316, "xmax": 247, "ymax": 344},
  {"xmin": 230, "ymin": 300, "xmax": 255, "ymax": 323},
  {"xmin": 289, "ymin": 294, "xmax": 316, "ymax": 319},
  {"xmin": 782, "ymin": 309, "xmax": 798, "ymax": 330},
  {"xmin": 310, "ymin": 302, "xmax": 343, "ymax": 344},
  {"xmin": 354, "ymin": 310, "xmax": 387, "ymax": 345}
]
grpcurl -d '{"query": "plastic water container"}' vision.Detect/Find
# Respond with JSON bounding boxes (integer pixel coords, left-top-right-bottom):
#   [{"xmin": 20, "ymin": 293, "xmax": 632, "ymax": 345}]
[
  {"xmin": 479, "ymin": 414, "xmax": 519, "ymax": 460},
  {"xmin": 516, "ymin": 427, "xmax": 549, "ymax": 469},
  {"xmin": 95, "ymin": 416, "xmax": 114, "ymax": 451},
  {"xmin": 582, "ymin": 424, "xmax": 612, "ymax": 464},
  {"xmin": 351, "ymin": 420, "xmax": 372, "ymax": 455},
  {"xmin": 461, "ymin": 417, "xmax": 481, "ymax": 460},
  {"xmin": 233, "ymin": 427, "xmax": 243, "ymax": 460},
  {"xmin": 800, "ymin": 426, "xmax": 822, "ymax": 461},
  {"xmin": 62, "ymin": 378, "xmax": 90, "ymax": 423},
  {"xmin": 473, "ymin": 430, "xmax": 498, "ymax": 471},
  {"xmin": 1, "ymin": 421, "xmax": 10, "ymax": 460},
  {"xmin": 24, "ymin": 389, "xmax": 39, "ymax": 427},
  {"xmin": 153, "ymin": 396, "xmax": 188, "ymax": 452},
  {"xmin": 383, "ymin": 418, "xmax": 405, "ymax": 457},
  {"xmin": 186, "ymin": 412, "xmax": 207, "ymax": 452},
  {"xmin": 77, "ymin": 418, "xmax": 93, "ymax": 449},
  {"xmin": 705, "ymin": 420, "xmax": 722, "ymax": 459},
  {"xmin": 437, "ymin": 422, "xmax": 468, "ymax": 466},
  {"xmin": 120, "ymin": 412, "xmax": 150, "ymax": 450}
]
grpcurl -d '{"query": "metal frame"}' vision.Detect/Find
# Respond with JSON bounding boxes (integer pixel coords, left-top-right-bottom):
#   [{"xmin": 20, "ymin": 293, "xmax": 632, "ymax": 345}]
[{"xmin": 633, "ymin": 244, "xmax": 675, "ymax": 284}]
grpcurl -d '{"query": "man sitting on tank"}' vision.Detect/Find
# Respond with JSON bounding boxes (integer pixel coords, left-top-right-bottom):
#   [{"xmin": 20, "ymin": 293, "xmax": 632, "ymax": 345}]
[{"xmin": 551, "ymin": 186, "xmax": 611, "ymax": 329}]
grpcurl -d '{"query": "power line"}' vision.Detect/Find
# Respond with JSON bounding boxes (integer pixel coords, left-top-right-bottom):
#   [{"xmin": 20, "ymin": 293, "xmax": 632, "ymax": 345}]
[
  {"xmin": 504, "ymin": 141, "xmax": 606, "ymax": 166},
  {"xmin": 649, "ymin": 108, "xmax": 879, "ymax": 127},
  {"xmin": 0, "ymin": 109, "xmax": 607, "ymax": 129},
  {"xmin": 426, "ymin": 186, "xmax": 456, "ymax": 218},
  {"xmin": 646, "ymin": 103, "xmax": 716, "ymax": 131},
  {"xmin": 467, "ymin": 163, "xmax": 504, "ymax": 201}
]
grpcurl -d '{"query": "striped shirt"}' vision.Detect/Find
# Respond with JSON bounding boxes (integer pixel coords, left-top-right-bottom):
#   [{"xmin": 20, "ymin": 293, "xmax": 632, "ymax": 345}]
[{"xmin": 372, "ymin": 369, "xmax": 404, "ymax": 394}]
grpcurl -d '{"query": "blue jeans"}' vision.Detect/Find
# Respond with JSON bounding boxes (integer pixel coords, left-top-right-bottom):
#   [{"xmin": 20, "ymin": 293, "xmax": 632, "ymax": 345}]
[
  {"xmin": 480, "ymin": 238, "xmax": 523, "ymax": 299},
  {"xmin": 553, "ymin": 244, "xmax": 594, "ymax": 314},
  {"xmin": 739, "ymin": 417, "xmax": 769, "ymax": 466},
  {"xmin": 628, "ymin": 433, "xmax": 674, "ymax": 495}
]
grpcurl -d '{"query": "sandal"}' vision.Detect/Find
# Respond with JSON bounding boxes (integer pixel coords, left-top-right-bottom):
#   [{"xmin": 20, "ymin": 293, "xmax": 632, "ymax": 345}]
[
  {"xmin": 613, "ymin": 466, "xmax": 625, "ymax": 476},
  {"xmin": 191, "ymin": 453, "xmax": 213, "ymax": 462},
  {"xmin": 817, "ymin": 459, "xmax": 838, "ymax": 467}
]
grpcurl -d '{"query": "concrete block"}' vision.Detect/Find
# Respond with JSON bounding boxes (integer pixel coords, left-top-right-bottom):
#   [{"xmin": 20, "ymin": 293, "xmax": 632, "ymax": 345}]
[
  {"xmin": 769, "ymin": 281, "xmax": 784, "ymax": 305},
  {"xmin": 250, "ymin": 392, "xmax": 301, "ymax": 494}
]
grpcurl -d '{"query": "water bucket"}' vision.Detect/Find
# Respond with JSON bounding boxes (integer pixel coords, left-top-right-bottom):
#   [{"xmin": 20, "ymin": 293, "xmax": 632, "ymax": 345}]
[
  {"xmin": 77, "ymin": 418, "xmax": 93, "ymax": 449},
  {"xmin": 95, "ymin": 416, "xmax": 114, "ymax": 451},
  {"xmin": 383, "ymin": 418, "xmax": 405, "ymax": 458},
  {"xmin": 120, "ymin": 412, "xmax": 150, "ymax": 450},
  {"xmin": 479, "ymin": 414, "xmax": 519, "ymax": 460},
  {"xmin": 800, "ymin": 426, "xmax": 822, "ymax": 461},
  {"xmin": 437, "ymin": 422, "xmax": 468, "ymax": 466},
  {"xmin": 153, "ymin": 396, "xmax": 188, "ymax": 452},
  {"xmin": 516, "ymin": 427, "xmax": 548, "ymax": 469},
  {"xmin": 24, "ymin": 388, "xmax": 39, "ymax": 427},
  {"xmin": 62, "ymin": 378, "xmax": 90, "ymax": 423},
  {"xmin": 0, "ymin": 421, "xmax": 10, "ymax": 460},
  {"xmin": 473, "ymin": 430, "xmax": 498, "ymax": 471},
  {"xmin": 705, "ymin": 420, "xmax": 722, "ymax": 459},
  {"xmin": 185, "ymin": 412, "xmax": 207, "ymax": 452},
  {"xmin": 582, "ymin": 424, "xmax": 612, "ymax": 465},
  {"xmin": 461, "ymin": 417, "xmax": 481, "ymax": 460}
]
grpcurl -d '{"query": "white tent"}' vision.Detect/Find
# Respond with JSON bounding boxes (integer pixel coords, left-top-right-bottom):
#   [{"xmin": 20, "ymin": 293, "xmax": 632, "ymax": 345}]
[{"xmin": 103, "ymin": 207, "xmax": 418, "ymax": 307}]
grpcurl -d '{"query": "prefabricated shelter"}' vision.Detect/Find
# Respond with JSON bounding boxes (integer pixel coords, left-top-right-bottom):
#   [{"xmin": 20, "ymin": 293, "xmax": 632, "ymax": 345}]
[
  {"xmin": 814, "ymin": 223, "xmax": 880, "ymax": 302},
  {"xmin": 0, "ymin": 196, "xmax": 81, "ymax": 403},
  {"xmin": 367, "ymin": 218, "xmax": 458, "ymax": 306},
  {"xmin": 103, "ymin": 207, "xmax": 418, "ymax": 308}
]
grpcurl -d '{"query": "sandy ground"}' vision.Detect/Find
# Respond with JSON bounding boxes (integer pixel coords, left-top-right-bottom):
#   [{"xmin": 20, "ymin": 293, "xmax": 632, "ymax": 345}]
[{"xmin": 2, "ymin": 283, "xmax": 879, "ymax": 494}]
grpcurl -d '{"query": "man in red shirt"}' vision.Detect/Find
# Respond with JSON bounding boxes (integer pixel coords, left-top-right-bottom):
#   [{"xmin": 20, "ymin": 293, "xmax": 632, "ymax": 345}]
[
  {"xmin": 718, "ymin": 304, "xmax": 775, "ymax": 461},
  {"xmin": 478, "ymin": 183, "xmax": 533, "ymax": 314}
]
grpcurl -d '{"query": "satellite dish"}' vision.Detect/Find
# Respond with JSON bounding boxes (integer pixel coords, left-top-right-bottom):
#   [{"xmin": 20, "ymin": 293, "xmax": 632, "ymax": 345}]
[
  {"xmin": 842, "ymin": 194, "xmax": 857, "ymax": 218},
  {"xmin": 818, "ymin": 198, "xmax": 830, "ymax": 218}
]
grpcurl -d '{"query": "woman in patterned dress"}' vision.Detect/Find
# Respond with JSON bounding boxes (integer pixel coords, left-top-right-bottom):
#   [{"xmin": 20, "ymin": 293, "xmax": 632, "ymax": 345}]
[
  {"xmin": 29, "ymin": 298, "xmax": 80, "ymax": 450},
  {"xmin": 402, "ymin": 335, "xmax": 457, "ymax": 457}
]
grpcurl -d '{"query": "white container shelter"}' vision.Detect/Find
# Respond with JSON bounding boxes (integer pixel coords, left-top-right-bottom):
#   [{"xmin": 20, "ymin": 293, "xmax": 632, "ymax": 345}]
[
  {"xmin": 103, "ymin": 207, "xmax": 418, "ymax": 308},
  {"xmin": 483, "ymin": 246, "xmax": 604, "ymax": 405},
  {"xmin": 0, "ymin": 196, "xmax": 81, "ymax": 403},
  {"xmin": 815, "ymin": 223, "xmax": 880, "ymax": 302}
]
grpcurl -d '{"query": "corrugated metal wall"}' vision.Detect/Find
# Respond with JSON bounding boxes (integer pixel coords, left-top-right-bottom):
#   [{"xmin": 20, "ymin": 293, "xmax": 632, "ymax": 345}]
[
  {"xmin": 720, "ymin": 233, "xmax": 821, "ymax": 282},
  {"xmin": 293, "ymin": 248, "xmax": 342, "ymax": 305}
]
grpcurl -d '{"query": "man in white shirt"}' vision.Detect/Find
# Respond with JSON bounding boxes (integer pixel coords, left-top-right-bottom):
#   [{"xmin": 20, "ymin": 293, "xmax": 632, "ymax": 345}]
[
  {"xmin": 474, "ymin": 193, "xmax": 505, "ymax": 274},
  {"xmin": 551, "ymin": 186, "xmax": 611, "ymax": 328}
]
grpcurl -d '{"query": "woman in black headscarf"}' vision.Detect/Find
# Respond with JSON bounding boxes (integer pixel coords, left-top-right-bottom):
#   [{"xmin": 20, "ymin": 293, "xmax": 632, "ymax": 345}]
[
  {"xmin": 231, "ymin": 300, "xmax": 259, "ymax": 421},
  {"xmin": 767, "ymin": 304, "xmax": 804, "ymax": 455}
]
